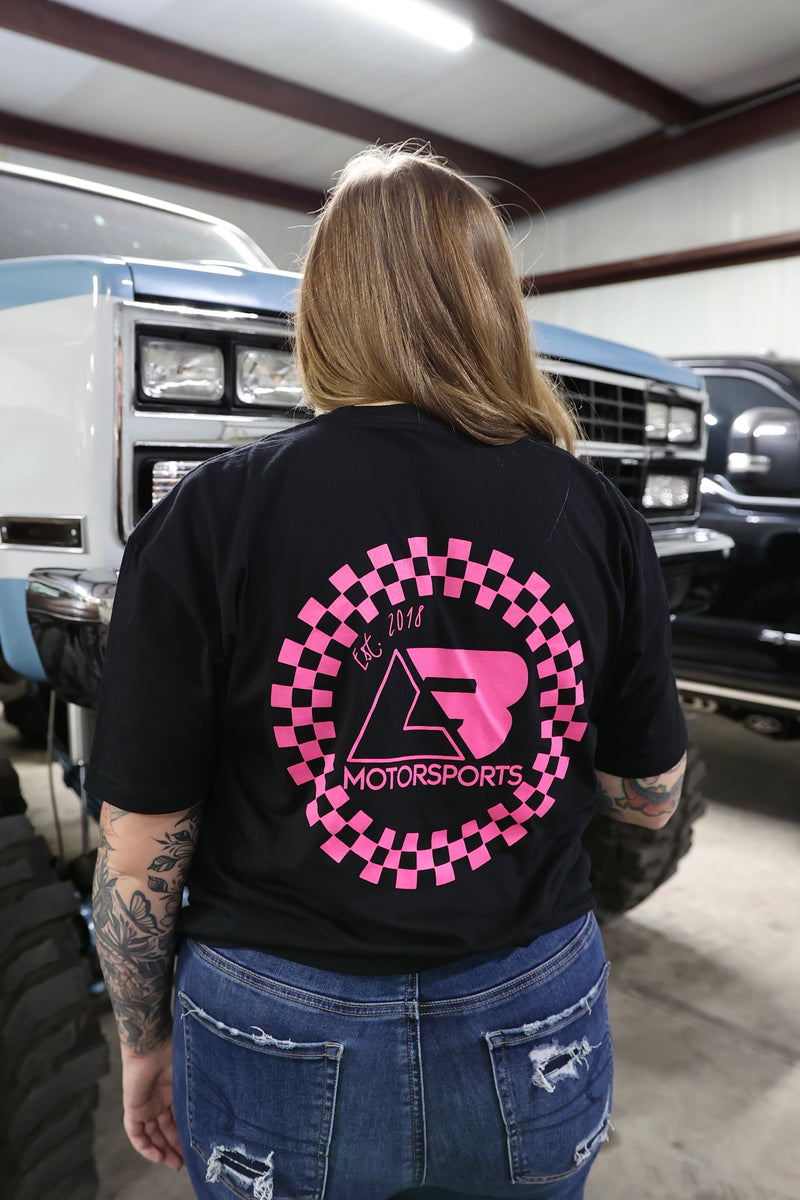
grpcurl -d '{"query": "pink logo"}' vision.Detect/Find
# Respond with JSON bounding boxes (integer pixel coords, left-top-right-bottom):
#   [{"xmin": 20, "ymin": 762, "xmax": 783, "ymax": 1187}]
[
  {"xmin": 409, "ymin": 647, "xmax": 528, "ymax": 760},
  {"xmin": 271, "ymin": 535, "xmax": 588, "ymax": 889},
  {"xmin": 348, "ymin": 647, "xmax": 528, "ymax": 763}
]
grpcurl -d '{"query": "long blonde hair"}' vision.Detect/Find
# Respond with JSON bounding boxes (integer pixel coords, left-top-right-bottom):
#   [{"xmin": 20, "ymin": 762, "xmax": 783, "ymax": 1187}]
[{"xmin": 295, "ymin": 145, "xmax": 579, "ymax": 452}]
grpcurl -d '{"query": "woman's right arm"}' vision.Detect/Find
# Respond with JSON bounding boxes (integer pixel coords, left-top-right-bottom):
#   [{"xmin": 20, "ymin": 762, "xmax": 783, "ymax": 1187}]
[{"xmin": 596, "ymin": 753, "xmax": 686, "ymax": 830}]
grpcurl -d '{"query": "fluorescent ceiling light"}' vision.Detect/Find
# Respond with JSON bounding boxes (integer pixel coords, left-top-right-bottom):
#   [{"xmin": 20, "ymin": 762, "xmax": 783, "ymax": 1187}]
[{"xmin": 332, "ymin": 0, "xmax": 474, "ymax": 52}]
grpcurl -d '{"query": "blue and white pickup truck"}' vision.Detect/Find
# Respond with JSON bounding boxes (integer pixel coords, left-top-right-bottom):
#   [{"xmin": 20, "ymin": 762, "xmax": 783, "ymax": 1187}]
[
  {"xmin": 0, "ymin": 161, "xmax": 731, "ymax": 715},
  {"xmin": 0, "ymin": 161, "xmax": 731, "ymax": 1200}
]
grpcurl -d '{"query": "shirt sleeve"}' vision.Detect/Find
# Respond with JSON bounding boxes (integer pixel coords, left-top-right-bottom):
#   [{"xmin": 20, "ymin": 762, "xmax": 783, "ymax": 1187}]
[
  {"xmin": 593, "ymin": 506, "xmax": 687, "ymax": 778},
  {"xmin": 85, "ymin": 532, "xmax": 218, "ymax": 814}
]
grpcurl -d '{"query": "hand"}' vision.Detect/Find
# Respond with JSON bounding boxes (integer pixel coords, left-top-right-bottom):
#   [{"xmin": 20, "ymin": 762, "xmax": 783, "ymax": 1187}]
[{"xmin": 120, "ymin": 1037, "xmax": 184, "ymax": 1170}]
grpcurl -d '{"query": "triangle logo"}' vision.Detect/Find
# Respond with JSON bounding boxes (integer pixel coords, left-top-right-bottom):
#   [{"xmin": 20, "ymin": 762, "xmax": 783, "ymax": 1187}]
[{"xmin": 348, "ymin": 649, "xmax": 464, "ymax": 763}]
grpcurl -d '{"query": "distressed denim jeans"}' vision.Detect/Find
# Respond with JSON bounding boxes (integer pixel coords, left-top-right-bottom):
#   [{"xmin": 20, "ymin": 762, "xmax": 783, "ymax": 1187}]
[{"xmin": 172, "ymin": 912, "xmax": 612, "ymax": 1200}]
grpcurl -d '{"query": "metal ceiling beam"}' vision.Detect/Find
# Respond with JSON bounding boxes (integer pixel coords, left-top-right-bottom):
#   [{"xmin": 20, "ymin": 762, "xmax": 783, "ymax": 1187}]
[
  {"xmin": 502, "ymin": 80, "xmax": 800, "ymax": 212},
  {"xmin": 442, "ymin": 0, "xmax": 703, "ymax": 125},
  {"xmin": 0, "ymin": 109, "xmax": 323, "ymax": 211},
  {"xmin": 522, "ymin": 230, "xmax": 800, "ymax": 295},
  {"xmin": 0, "ymin": 0, "xmax": 534, "ymax": 188}
]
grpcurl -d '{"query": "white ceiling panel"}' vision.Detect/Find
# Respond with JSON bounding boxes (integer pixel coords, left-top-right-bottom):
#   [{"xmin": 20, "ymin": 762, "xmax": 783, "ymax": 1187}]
[
  {"xmin": 56, "ymin": 0, "xmax": 657, "ymax": 167},
  {"xmin": 66, "ymin": 0, "xmax": 174, "ymax": 17},
  {"xmin": 352, "ymin": 49, "xmax": 658, "ymax": 165},
  {"xmin": 507, "ymin": 0, "xmax": 800, "ymax": 105},
  {"xmin": 0, "ymin": 31, "xmax": 367, "ymax": 190},
  {"xmin": 0, "ymin": 30, "xmax": 97, "ymax": 112}
]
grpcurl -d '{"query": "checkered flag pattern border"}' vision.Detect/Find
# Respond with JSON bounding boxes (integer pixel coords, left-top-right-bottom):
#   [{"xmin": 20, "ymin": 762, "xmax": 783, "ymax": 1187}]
[{"xmin": 271, "ymin": 537, "xmax": 587, "ymax": 888}]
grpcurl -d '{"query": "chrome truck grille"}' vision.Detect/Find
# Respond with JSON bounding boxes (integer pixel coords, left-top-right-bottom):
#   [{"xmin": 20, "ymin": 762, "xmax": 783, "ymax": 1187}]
[
  {"xmin": 557, "ymin": 374, "xmax": 647, "ymax": 445},
  {"xmin": 548, "ymin": 371, "xmax": 650, "ymax": 510}
]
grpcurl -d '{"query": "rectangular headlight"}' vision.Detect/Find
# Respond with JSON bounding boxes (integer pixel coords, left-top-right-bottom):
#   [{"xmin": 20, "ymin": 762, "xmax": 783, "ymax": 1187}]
[
  {"xmin": 646, "ymin": 401, "xmax": 669, "ymax": 440},
  {"xmin": 668, "ymin": 405, "xmax": 699, "ymax": 444},
  {"xmin": 642, "ymin": 474, "xmax": 693, "ymax": 510},
  {"xmin": 151, "ymin": 460, "xmax": 200, "ymax": 505},
  {"xmin": 141, "ymin": 338, "xmax": 224, "ymax": 402},
  {"xmin": 236, "ymin": 347, "xmax": 303, "ymax": 406}
]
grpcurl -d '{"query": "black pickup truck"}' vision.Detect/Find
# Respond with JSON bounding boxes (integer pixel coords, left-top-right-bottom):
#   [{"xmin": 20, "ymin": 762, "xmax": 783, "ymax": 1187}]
[{"xmin": 671, "ymin": 355, "xmax": 800, "ymax": 735}]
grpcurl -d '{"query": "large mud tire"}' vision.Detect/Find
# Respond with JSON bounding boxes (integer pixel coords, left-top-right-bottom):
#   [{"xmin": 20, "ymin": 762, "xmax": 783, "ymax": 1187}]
[
  {"xmin": 0, "ymin": 759, "xmax": 109, "ymax": 1200},
  {"xmin": 583, "ymin": 740, "xmax": 707, "ymax": 917}
]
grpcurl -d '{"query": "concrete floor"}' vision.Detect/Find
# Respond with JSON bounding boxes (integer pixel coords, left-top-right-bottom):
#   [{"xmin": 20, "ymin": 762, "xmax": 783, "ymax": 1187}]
[{"xmin": 4, "ymin": 709, "xmax": 799, "ymax": 1200}]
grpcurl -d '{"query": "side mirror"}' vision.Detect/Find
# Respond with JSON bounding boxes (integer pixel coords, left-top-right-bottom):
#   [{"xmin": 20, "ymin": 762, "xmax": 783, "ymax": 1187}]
[{"xmin": 726, "ymin": 406, "xmax": 800, "ymax": 493}]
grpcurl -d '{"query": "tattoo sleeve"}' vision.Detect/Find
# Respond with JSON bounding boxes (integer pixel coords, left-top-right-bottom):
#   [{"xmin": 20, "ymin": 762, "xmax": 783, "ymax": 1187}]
[
  {"xmin": 92, "ymin": 803, "xmax": 201, "ymax": 1054},
  {"xmin": 596, "ymin": 752, "xmax": 686, "ymax": 827}
]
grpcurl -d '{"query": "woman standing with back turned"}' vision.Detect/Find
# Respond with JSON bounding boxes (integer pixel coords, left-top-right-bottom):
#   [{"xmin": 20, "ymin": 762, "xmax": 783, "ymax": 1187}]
[{"xmin": 88, "ymin": 145, "xmax": 687, "ymax": 1200}]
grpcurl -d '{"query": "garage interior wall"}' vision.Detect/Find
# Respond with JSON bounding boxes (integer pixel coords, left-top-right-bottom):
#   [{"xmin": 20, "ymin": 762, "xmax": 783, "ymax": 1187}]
[
  {"xmin": 0, "ymin": 142, "xmax": 314, "ymax": 271},
  {"xmin": 517, "ymin": 130, "xmax": 800, "ymax": 359}
]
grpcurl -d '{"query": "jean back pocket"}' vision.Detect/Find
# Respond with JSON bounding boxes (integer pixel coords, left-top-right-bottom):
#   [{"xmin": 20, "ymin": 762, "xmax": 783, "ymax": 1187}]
[
  {"xmin": 484, "ymin": 962, "xmax": 612, "ymax": 1184},
  {"xmin": 178, "ymin": 990, "xmax": 343, "ymax": 1200}
]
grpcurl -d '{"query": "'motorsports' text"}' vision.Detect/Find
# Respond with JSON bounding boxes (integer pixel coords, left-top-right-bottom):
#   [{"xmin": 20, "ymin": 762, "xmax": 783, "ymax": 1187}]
[{"xmin": 344, "ymin": 763, "xmax": 524, "ymax": 790}]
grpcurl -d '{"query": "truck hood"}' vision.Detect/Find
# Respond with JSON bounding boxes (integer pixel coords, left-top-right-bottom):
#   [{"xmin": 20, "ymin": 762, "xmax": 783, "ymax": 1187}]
[
  {"xmin": 535, "ymin": 320, "xmax": 702, "ymax": 390},
  {"xmin": 0, "ymin": 255, "xmax": 300, "ymax": 316},
  {"xmin": 126, "ymin": 258, "xmax": 300, "ymax": 314}
]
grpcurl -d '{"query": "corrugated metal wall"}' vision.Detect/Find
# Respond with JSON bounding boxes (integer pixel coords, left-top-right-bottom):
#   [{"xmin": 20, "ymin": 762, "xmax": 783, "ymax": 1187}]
[{"xmin": 518, "ymin": 131, "xmax": 800, "ymax": 357}]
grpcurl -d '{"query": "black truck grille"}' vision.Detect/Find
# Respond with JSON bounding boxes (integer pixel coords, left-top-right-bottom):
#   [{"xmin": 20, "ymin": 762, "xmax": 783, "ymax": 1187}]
[
  {"xmin": 555, "ymin": 373, "xmax": 647, "ymax": 445},
  {"xmin": 589, "ymin": 456, "xmax": 648, "ymax": 509}
]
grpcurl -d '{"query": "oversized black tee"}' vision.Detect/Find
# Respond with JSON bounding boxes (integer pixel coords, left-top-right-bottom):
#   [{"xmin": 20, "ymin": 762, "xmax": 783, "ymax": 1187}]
[{"xmin": 86, "ymin": 404, "xmax": 687, "ymax": 972}]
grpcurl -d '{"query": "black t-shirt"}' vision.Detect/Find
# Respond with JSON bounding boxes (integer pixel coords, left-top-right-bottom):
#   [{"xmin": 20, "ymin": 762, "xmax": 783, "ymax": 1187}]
[{"xmin": 86, "ymin": 404, "xmax": 686, "ymax": 972}]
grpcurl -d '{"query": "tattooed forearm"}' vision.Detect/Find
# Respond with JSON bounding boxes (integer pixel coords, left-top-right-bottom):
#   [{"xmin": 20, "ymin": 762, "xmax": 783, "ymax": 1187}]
[
  {"xmin": 596, "ymin": 753, "xmax": 686, "ymax": 829},
  {"xmin": 93, "ymin": 803, "xmax": 201, "ymax": 1055}
]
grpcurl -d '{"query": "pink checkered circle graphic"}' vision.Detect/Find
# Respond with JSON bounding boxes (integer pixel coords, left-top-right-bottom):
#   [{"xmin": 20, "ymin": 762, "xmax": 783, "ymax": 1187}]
[{"xmin": 271, "ymin": 536, "xmax": 587, "ymax": 888}]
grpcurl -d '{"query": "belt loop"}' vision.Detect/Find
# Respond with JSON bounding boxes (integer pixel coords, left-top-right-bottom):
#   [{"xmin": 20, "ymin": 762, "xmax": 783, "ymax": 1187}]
[
  {"xmin": 405, "ymin": 971, "xmax": 420, "ymax": 1020},
  {"xmin": 405, "ymin": 972, "xmax": 426, "ymax": 1184}
]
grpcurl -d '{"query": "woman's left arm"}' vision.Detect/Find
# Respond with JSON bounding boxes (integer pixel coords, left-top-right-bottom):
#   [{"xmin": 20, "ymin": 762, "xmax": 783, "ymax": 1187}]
[{"xmin": 92, "ymin": 801, "xmax": 201, "ymax": 1170}]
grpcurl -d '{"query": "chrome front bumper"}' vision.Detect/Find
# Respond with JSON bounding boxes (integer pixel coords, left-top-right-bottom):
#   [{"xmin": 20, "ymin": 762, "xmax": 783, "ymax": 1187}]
[
  {"xmin": 651, "ymin": 527, "xmax": 735, "ymax": 559},
  {"xmin": 26, "ymin": 568, "xmax": 117, "ymax": 708}
]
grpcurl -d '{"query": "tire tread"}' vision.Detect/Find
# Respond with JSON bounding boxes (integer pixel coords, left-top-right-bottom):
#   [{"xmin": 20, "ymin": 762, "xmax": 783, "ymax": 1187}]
[{"xmin": 0, "ymin": 769, "xmax": 108, "ymax": 1200}]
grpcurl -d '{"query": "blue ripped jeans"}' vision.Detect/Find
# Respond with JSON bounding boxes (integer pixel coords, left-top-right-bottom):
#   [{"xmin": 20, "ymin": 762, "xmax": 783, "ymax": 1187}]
[{"xmin": 172, "ymin": 912, "xmax": 612, "ymax": 1200}]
